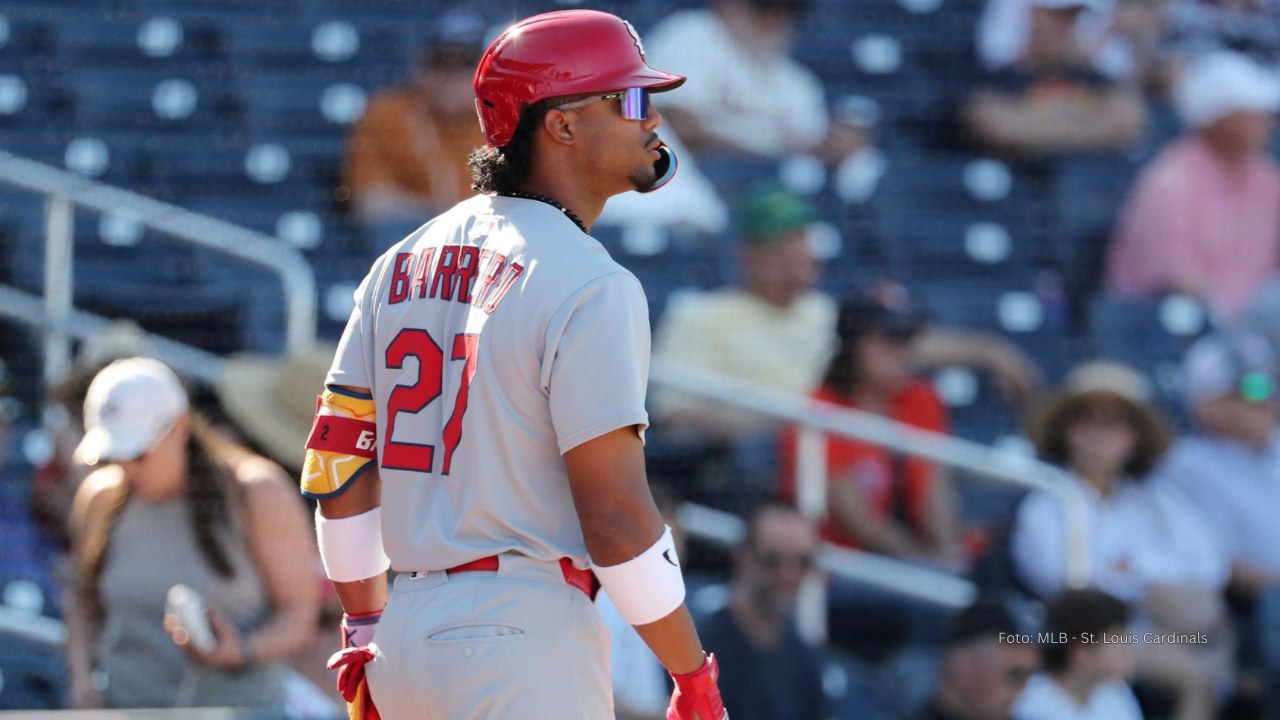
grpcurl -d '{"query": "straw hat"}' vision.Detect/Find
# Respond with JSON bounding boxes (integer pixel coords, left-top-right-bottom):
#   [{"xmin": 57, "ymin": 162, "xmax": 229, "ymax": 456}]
[
  {"xmin": 217, "ymin": 346, "xmax": 336, "ymax": 473},
  {"xmin": 1029, "ymin": 361, "xmax": 1171, "ymax": 477}
]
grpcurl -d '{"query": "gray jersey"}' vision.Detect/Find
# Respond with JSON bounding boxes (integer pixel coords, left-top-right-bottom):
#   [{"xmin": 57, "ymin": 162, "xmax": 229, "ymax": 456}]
[{"xmin": 328, "ymin": 195, "xmax": 650, "ymax": 572}]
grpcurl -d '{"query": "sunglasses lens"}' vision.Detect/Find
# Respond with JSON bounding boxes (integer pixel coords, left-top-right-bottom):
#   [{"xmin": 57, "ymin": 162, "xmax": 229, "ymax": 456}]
[
  {"xmin": 1242, "ymin": 371, "xmax": 1275, "ymax": 403},
  {"xmin": 621, "ymin": 87, "xmax": 649, "ymax": 120}
]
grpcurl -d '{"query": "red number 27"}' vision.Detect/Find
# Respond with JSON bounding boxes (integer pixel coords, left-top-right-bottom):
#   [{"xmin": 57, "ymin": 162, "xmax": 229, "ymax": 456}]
[{"xmin": 382, "ymin": 328, "xmax": 479, "ymax": 475}]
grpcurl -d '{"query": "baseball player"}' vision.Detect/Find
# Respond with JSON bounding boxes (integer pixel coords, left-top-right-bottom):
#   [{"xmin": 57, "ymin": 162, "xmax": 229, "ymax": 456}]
[{"xmin": 301, "ymin": 10, "xmax": 727, "ymax": 720}]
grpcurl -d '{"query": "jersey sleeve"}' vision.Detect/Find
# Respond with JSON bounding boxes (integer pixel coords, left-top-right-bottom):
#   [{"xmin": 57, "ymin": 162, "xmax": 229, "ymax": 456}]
[
  {"xmin": 542, "ymin": 272, "xmax": 651, "ymax": 454},
  {"xmin": 327, "ymin": 267, "xmax": 378, "ymax": 390}
]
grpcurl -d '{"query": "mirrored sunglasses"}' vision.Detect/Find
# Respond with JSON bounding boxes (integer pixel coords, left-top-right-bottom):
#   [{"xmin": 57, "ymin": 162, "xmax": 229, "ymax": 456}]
[
  {"xmin": 1240, "ymin": 371, "xmax": 1275, "ymax": 403},
  {"xmin": 555, "ymin": 87, "xmax": 650, "ymax": 121}
]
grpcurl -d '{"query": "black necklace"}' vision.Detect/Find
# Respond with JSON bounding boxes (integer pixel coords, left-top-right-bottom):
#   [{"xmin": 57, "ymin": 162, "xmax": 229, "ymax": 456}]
[{"xmin": 497, "ymin": 191, "xmax": 588, "ymax": 234}]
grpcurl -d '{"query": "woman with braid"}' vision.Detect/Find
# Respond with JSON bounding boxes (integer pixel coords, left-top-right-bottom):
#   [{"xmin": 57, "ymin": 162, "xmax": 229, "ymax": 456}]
[{"xmin": 65, "ymin": 358, "xmax": 318, "ymax": 711}]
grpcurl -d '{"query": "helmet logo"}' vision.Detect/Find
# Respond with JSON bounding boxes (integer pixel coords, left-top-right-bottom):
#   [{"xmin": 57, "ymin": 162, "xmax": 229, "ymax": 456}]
[{"xmin": 622, "ymin": 20, "xmax": 646, "ymax": 58}]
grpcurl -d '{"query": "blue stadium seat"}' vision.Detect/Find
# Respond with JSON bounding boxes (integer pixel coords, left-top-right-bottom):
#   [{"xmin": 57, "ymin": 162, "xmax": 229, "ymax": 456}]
[
  {"xmin": 67, "ymin": 68, "xmax": 236, "ymax": 133},
  {"xmin": 224, "ymin": 17, "xmax": 403, "ymax": 83},
  {"xmin": 58, "ymin": 133, "xmax": 152, "ymax": 188},
  {"xmin": 696, "ymin": 154, "xmax": 781, "ymax": 202},
  {"xmin": 234, "ymin": 72, "xmax": 372, "ymax": 139},
  {"xmin": 913, "ymin": 275, "xmax": 1080, "ymax": 381},
  {"xmin": 246, "ymin": 132, "xmax": 345, "ymax": 200},
  {"xmin": 0, "ymin": 68, "xmax": 73, "ymax": 134},
  {"xmin": 1088, "ymin": 295, "xmax": 1208, "ymax": 420},
  {"xmin": 132, "ymin": 0, "xmax": 302, "ymax": 21},
  {"xmin": 148, "ymin": 134, "xmax": 334, "ymax": 204},
  {"xmin": 880, "ymin": 207, "xmax": 1044, "ymax": 285},
  {"xmin": 0, "ymin": 11, "xmax": 56, "ymax": 72},
  {"xmin": 875, "ymin": 154, "xmax": 1054, "ymax": 280},
  {"xmin": 0, "ymin": 630, "xmax": 65, "ymax": 709},
  {"xmin": 0, "ymin": 127, "xmax": 72, "ymax": 168},
  {"xmin": 1047, "ymin": 151, "xmax": 1146, "ymax": 296},
  {"xmin": 55, "ymin": 14, "xmax": 225, "ymax": 73}
]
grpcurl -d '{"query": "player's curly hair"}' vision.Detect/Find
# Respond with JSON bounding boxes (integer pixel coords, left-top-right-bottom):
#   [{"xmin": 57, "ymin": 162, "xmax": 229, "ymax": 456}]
[
  {"xmin": 468, "ymin": 102, "xmax": 553, "ymax": 194},
  {"xmin": 469, "ymin": 93, "xmax": 600, "ymax": 194}
]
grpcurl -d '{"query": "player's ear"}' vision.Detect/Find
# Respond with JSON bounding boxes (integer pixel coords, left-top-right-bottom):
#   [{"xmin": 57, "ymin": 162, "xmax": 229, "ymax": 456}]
[{"xmin": 542, "ymin": 108, "xmax": 577, "ymax": 147}]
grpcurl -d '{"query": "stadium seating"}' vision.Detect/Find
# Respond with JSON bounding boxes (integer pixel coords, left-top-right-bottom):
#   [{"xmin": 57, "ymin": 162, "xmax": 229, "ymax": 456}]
[{"xmin": 1087, "ymin": 294, "xmax": 1210, "ymax": 425}]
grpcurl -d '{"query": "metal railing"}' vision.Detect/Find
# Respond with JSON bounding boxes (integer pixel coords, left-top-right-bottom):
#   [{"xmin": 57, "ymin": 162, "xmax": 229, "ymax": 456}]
[
  {"xmin": 651, "ymin": 358, "xmax": 1091, "ymax": 641},
  {"xmin": 0, "ymin": 149, "xmax": 316, "ymax": 384},
  {"xmin": 0, "ymin": 284, "xmax": 227, "ymax": 384}
]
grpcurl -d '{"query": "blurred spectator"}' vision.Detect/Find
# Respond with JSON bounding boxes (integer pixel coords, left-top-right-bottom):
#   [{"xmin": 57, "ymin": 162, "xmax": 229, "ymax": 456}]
[
  {"xmin": 65, "ymin": 358, "xmax": 318, "ymax": 711},
  {"xmin": 217, "ymin": 345, "xmax": 338, "ymax": 477},
  {"xmin": 651, "ymin": 189, "xmax": 1042, "ymax": 443},
  {"xmin": 651, "ymin": 187, "xmax": 832, "ymax": 442},
  {"xmin": 1164, "ymin": 0, "xmax": 1280, "ymax": 69},
  {"xmin": 966, "ymin": 0, "xmax": 1146, "ymax": 159},
  {"xmin": 30, "ymin": 321, "xmax": 153, "ymax": 552},
  {"xmin": 645, "ymin": 0, "xmax": 866, "ymax": 164},
  {"xmin": 915, "ymin": 597, "xmax": 1040, "ymax": 720},
  {"xmin": 599, "ymin": 485, "xmax": 686, "ymax": 720},
  {"xmin": 1013, "ymin": 589, "xmax": 1142, "ymax": 720},
  {"xmin": 981, "ymin": 0, "xmax": 1173, "ymax": 86},
  {"xmin": 1105, "ymin": 51, "xmax": 1280, "ymax": 319},
  {"xmin": 1097, "ymin": 0, "xmax": 1175, "ymax": 90},
  {"xmin": 779, "ymin": 290, "xmax": 965, "ymax": 571},
  {"xmin": 215, "ymin": 346, "xmax": 347, "ymax": 711},
  {"xmin": 340, "ymin": 11, "xmax": 487, "ymax": 225},
  {"xmin": 1156, "ymin": 333, "xmax": 1280, "ymax": 696},
  {"xmin": 1012, "ymin": 360, "xmax": 1233, "ymax": 720},
  {"xmin": 695, "ymin": 500, "xmax": 825, "ymax": 720},
  {"xmin": 0, "ymin": 352, "xmax": 61, "ymax": 631},
  {"xmin": 1238, "ymin": 274, "xmax": 1280, "ymax": 359}
]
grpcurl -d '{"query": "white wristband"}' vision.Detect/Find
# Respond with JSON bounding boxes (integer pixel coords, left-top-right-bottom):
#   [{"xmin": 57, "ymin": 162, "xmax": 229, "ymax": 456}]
[
  {"xmin": 316, "ymin": 507, "xmax": 391, "ymax": 583},
  {"xmin": 592, "ymin": 525, "xmax": 686, "ymax": 626}
]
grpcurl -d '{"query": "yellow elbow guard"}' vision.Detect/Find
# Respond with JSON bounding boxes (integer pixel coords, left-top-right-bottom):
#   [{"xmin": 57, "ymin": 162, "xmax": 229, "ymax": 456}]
[{"xmin": 301, "ymin": 387, "xmax": 377, "ymax": 498}]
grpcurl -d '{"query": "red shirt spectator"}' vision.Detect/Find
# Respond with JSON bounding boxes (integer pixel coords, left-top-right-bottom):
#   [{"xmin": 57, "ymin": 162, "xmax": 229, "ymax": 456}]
[
  {"xmin": 778, "ymin": 287, "xmax": 965, "ymax": 569},
  {"xmin": 780, "ymin": 381, "xmax": 948, "ymax": 550}
]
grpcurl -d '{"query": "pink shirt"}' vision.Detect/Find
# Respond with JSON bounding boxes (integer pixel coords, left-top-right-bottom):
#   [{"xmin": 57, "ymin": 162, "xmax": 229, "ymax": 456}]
[{"xmin": 1106, "ymin": 136, "xmax": 1280, "ymax": 318}]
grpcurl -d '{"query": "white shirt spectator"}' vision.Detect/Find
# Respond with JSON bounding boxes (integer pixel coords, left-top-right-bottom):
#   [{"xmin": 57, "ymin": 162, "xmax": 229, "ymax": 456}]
[
  {"xmin": 598, "ymin": 591, "xmax": 670, "ymax": 718},
  {"xmin": 1157, "ymin": 431, "xmax": 1280, "ymax": 573},
  {"xmin": 1013, "ymin": 673, "xmax": 1144, "ymax": 720},
  {"xmin": 645, "ymin": 9, "xmax": 828, "ymax": 157},
  {"xmin": 1011, "ymin": 477, "xmax": 1229, "ymax": 602}
]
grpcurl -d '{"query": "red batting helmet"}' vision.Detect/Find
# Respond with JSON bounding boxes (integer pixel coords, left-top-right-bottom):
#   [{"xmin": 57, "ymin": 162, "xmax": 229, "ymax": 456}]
[{"xmin": 473, "ymin": 10, "xmax": 686, "ymax": 149}]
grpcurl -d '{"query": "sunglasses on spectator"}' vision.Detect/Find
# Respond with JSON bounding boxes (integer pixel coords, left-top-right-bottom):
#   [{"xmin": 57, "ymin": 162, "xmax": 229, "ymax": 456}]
[
  {"xmin": 554, "ymin": 88, "xmax": 650, "ymax": 120},
  {"xmin": 753, "ymin": 548, "xmax": 816, "ymax": 572},
  {"xmin": 1240, "ymin": 371, "xmax": 1275, "ymax": 403}
]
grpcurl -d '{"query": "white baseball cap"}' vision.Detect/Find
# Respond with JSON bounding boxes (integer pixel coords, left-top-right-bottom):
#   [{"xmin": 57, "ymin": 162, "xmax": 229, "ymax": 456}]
[
  {"xmin": 76, "ymin": 357, "xmax": 189, "ymax": 465},
  {"xmin": 1175, "ymin": 51, "xmax": 1280, "ymax": 129}
]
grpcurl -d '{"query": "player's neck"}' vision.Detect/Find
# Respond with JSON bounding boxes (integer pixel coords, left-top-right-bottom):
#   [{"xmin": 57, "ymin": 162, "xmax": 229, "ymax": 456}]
[{"xmin": 517, "ymin": 175, "xmax": 604, "ymax": 234}]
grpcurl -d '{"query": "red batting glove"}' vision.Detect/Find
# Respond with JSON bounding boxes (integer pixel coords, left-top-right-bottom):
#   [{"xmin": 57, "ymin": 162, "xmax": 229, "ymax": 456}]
[
  {"xmin": 668, "ymin": 653, "xmax": 728, "ymax": 720},
  {"xmin": 327, "ymin": 646, "xmax": 381, "ymax": 720}
]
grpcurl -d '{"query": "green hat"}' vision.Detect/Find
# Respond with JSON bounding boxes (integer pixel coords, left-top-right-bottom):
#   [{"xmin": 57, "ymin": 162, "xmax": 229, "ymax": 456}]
[{"xmin": 737, "ymin": 186, "xmax": 816, "ymax": 245}]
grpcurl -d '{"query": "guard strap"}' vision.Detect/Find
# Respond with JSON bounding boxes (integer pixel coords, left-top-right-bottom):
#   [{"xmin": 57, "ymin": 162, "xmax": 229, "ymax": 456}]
[{"xmin": 301, "ymin": 387, "xmax": 378, "ymax": 499}]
